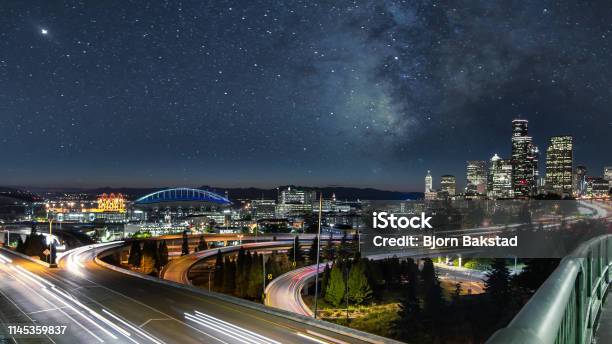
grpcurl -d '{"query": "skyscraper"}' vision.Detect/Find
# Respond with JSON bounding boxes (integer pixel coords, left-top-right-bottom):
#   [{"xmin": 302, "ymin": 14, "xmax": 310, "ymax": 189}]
[
  {"xmin": 488, "ymin": 154, "xmax": 514, "ymax": 199},
  {"xmin": 466, "ymin": 160, "xmax": 487, "ymax": 195},
  {"xmin": 425, "ymin": 170, "xmax": 433, "ymax": 193},
  {"xmin": 440, "ymin": 175, "xmax": 456, "ymax": 196},
  {"xmin": 573, "ymin": 165, "xmax": 587, "ymax": 197},
  {"xmin": 511, "ymin": 119, "xmax": 539, "ymax": 198},
  {"xmin": 545, "ymin": 136, "xmax": 573, "ymax": 196}
]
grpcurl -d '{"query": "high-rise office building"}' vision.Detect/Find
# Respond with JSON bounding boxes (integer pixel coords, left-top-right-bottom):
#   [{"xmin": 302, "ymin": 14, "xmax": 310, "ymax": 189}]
[
  {"xmin": 586, "ymin": 176, "xmax": 610, "ymax": 198},
  {"xmin": 511, "ymin": 119, "xmax": 539, "ymax": 197},
  {"xmin": 573, "ymin": 165, "xmax": 587, "ymax": 197},
  {"xmin": 488, "ymin": 154, "xmax": 514, "ymax": 199},
  {"xmin": 425, "ymin": 170, "xmax": 433, "ymax": 193},
  {"xmin": 440, "ymin": 175, "xmax": 456, "ymax": 196},
  {"xmin": 545, "ymin": 136, "xmax": 573, "ymax": 196},
  {"xmin": 466, "ymin": 160, "xmax": 487, "ymax": 195},
  {"xmin": 605, "ymin": 167, "xmax": 612, "ymax": 189},
  {"xmin": 251, "ymin": 199, "xmax": 276, "ymax": 220}
]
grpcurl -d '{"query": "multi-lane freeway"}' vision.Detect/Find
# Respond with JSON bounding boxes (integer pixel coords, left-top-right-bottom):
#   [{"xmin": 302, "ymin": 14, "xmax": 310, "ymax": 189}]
[{"xmin": 0, "ymin": 243, "xmax": 396, "ymax": 344}]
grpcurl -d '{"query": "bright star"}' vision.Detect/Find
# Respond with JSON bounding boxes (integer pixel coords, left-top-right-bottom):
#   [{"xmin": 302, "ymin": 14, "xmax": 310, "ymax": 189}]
[{"xmin": 41, "ymin": 29, "xmax": 48, "ymax": 35}]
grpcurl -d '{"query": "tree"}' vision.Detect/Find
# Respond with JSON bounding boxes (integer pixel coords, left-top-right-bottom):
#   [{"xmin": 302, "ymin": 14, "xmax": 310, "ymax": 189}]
[
  {"xmin": 308, "ymin": 236, "xmax": 319, "ymax": 263},
  {"xmin": 140, "ymin": 241, "xmax": 158, "ymax": 275},
  {"xmin": 16, "ymin": 237, "xmax": 25, "ymax": 254},
  {"xmin": 325, "ymin": 265, "xmax": 345, "ymax": 307},
  {"xmin": 213, "ymin": 250, "xmax": 224, "ymax": 291},
  {"xmin": 393, "ymin": 274, "xmax": 425, "ymax": 342},
  {"xmin": 128, "ymin": 241, "xmax": 142, "ymax": 267},
  {"xmin": 247, "ymin": 253, "xmax": 263, "ymax": 299},
  {"xmin": 196, "ymin": 235, "xmax": 208, "ymax": 252},
  {"xmin": 323, "ymin": 235, "xmax": 335, "ymax": 261},
  {"xmin": 157, "ymin": 241, "xmax": 169, "ymax": 268},
  {"xmin": 181, "ymin": 230, "xmax": 190, "ymax": 256},
  {"xmin": 337, "ymin": 232, "xmax": 351, "ymax": 260},
  {"xmin": 320, "ymin": 263, "xmax": 331, "ymax": 298},
  {"xmin": 287, "ymin": 236, "xmax": 303, "ymax": 267},
  {"xmin": 222, "ymin": 256, "xmax": 236, "ymax": 294},
  {"xmin": 235, "ymin": 248, "xmax": 246, "ymax": 296},
  {"xmin": 485, "ymin": 258, "xmax": 512, "ymax": 307},
  {"xmin": 347, "ymin": 260, "xmax": 372, "ymax": 305},
  {"xmin": 265, "ymin": 252, "xmax": 281, "ymax": 282},
  {"xmin": 237, "ymin": 251, "xmax": 253, "ymax": 298},
  {"xmin": 515, "ymin": 259, "xmax": 559, "ymax": 292},
  {"xmin": 420, "ymin": 258, "xmax": 446, "ymax": 342}
]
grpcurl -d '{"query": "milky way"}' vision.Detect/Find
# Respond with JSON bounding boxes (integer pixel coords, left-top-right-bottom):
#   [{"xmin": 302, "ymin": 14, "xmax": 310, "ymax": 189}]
[{"xmin": 1, "ymin": 1, "xmax": 610, "ymax": 190}]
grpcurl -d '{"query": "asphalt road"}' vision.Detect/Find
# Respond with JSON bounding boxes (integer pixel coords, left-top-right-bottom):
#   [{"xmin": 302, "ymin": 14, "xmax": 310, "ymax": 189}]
[
  {"xmin": 161, "ymin": 241, "xmax": 294, "ymax": 285},
  {"xmin": 0, "ymin": 245, "xmax": 393, "ymax": 344}
]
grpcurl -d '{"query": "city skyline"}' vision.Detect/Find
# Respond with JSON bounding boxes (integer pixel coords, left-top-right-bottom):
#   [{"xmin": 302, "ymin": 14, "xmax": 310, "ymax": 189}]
[{"xmin": 1, "ymin": 1, "xmax": 611, "ymax": 190}]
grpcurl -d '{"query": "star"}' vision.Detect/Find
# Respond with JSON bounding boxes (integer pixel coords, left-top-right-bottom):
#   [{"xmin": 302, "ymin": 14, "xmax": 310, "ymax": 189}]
[{"xmin": 41, "ymin": 29, "xmax": 48, "ymax": 35}]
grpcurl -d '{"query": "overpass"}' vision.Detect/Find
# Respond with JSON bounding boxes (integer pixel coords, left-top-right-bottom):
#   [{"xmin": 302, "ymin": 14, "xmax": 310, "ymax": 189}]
[
  {"xmin": 488, "ymin": 234, "xmax": 612, "ymax": 344},
  {"xmin": 160, "ymin": 241, "xmax": 298, "ymax": 285},
  {"xmin": 0, "ymin": 242, "xmax": 400, "ymax": 343}
]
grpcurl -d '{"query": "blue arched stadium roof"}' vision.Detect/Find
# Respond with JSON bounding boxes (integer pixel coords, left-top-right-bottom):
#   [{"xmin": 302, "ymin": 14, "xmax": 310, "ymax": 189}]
[{"xmin": 133, "ymin": 188, "xmax": 231, "ymax": 205}]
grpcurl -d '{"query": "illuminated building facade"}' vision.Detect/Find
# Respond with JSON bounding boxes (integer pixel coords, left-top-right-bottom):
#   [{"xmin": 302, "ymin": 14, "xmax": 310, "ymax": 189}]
[
  {"xmin": 573, "ymin": 165, "xmax": 587, "ymax": 197},
  {"xmin": 466, "ymin": 160, "xmax": 487, "ymax": 195},
  {"xmin": 440, "ymin": 175, "xmax": 456, "ymax": 196},
  {"xmin": 545, "ymin": 136, "xmax": 573, "ymax": 196},
  {"xmin": 586, "ymin": 176, "xmax": 610, "ymax": 199},
  {"xmin": 511, "ymin": 119, "xmax": 539, "ymax": 197},
  {"xmin": 425, "ymin": 170, "xmax": 433, "ymax": 193},
  {"xmin": 250, "ymin": 199, "xmax": 276, "ymax": 220},
  {"xmin": 98, "ymin": 193, "xmax": 126, "ymax": 212},
  {"xmin": 488, "ymin": 154, "xmax": 514, "ymax": 199}
]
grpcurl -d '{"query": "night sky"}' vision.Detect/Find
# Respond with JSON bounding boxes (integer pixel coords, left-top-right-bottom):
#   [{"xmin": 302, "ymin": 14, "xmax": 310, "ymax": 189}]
[{"xmin": 1, "ymin": 1, "xmax": 611, "ymax": 191}]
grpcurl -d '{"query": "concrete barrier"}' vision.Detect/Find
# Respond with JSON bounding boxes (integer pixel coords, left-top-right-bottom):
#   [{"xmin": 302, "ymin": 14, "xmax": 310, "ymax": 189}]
[
  {"xmin": 94, "ymin": 245, "xmax": 401, "ymax": 344},
  {"xmin": 0, "ymin": 247, "xmax": 57, "ymax": 268}
]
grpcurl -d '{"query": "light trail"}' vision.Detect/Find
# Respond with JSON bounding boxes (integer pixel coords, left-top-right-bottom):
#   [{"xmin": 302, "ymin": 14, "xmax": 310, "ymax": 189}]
[
  {"xmin": 185, "ymin": 311, "xmax": 281, "ymax": 344},
  {"xmin": 102, "ymin": 309, "xmax": 166, "ymax": 344}
]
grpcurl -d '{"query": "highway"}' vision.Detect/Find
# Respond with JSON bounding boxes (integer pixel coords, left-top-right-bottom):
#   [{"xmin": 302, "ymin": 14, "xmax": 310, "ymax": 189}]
[
  {"xmin": 161, "ymin": 241, "xmax": 295, "ymax": 285},
  {"xmin": 265, "ymin": 200, "xmax": 611, "ymax": 316},
  {"xmin": 0, "ymin": 244, "xmax": 397, "ymax": 344},
  {"xmin": 263, "ymin": 250, "xmax": 480, "ymax": 317}
]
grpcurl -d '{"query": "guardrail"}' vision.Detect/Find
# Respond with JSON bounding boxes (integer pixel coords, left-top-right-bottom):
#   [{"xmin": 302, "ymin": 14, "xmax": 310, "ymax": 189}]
[{"xmin": 487, "ymin": 234, "xmax": 612, "ymax": 344}]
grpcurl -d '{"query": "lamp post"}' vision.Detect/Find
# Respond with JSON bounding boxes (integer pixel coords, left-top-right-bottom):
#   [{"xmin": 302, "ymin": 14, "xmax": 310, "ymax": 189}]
[
  {"xmin": 48, "ymin": 217, "xmax": 54, "ymax": 265},
  {"xmin": 313, "ymin": 192, "xmax": 323, "ymax": 319}
]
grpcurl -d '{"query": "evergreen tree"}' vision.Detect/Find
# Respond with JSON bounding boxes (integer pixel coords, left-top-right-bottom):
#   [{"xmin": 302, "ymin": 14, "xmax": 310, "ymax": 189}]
[
  {"xmin": 337, "ymin": 232, "xmax": 350, "ymax": 260},
  {"xmin": 320, "ymin": 263, "xmax": 331, "ymax": 298},
  {"xmin": 196, "ymin": 235, "xmax": 208, "ymax": 252},
  {"xmin": 25, "ymin": 234, "xmax": 46, "ymax": 260},
  {"xmin": 241, "ymin": 251, "xmax": 254, "ymax": 297},
  {"xmin": 247, "ymin": 253, "xmax": 263, "ymax": 299},
  {"xmin": 393, "ymin": 268, "xmax": 425, "ymax": 342},
  {"xmin": 323, "ymin": 235, "xmax": 335, "ymax": 261},
  {"xmin": 128, "ymin": 241, "xmax": 141, "ymax": 267},
  {"xmin": 485, "ymin": 258, "xmax": 512, "ymax": 307},
  {"xmin": 213, "ymin": 250, "xmax": 224, "ymax": 291},
  {"xmin": 308, "ymin": 236, "xmax": 319, "ymax": 263},
  {"xmin": 515, "ymin": 259, "xmax": 559, "ymax": 292},
  {"xmin": 287, "ymin": 236, "xmax": 303, "ymax": 267},
  {"xmin": 235, "ymin": 248, "xmax": 246, "ymax": 296},
  {"xmin": 157, "ymin": 241, "xmax": 169, "ymax": 268},
  {"xmin": 347, "ymin": 259, "xmax": 372, "ymax": 305},
  {"xmin": 325, "ymin": 265, "xmax": 345, "ymax": 307},
  {"xmin": 16, "ymin": 237, "xmax": 25, "ymax": 253},
  {"xmin": 265, "ymin": 252, "xmax": 281, "ymax": 282},
  {"xmin": 181, "ymin": 230, "xmax": 190, "ymax": 256},
  {"xmin": 140, "ymin": 240, "xmax": 158, "ymax": 275},
  {"xmin": 420, "ymin": 258, "xmax": 446, "ymax": 342},
  {"xmin": 222, "ymin": 256, "xmax": 236, "ymax": 294}
]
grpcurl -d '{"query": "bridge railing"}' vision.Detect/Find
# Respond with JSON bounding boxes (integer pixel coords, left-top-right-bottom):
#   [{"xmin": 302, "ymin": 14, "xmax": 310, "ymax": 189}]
[{"xmin": 487, "ymin": 234, "xmax": 612, "ymax": 344}]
